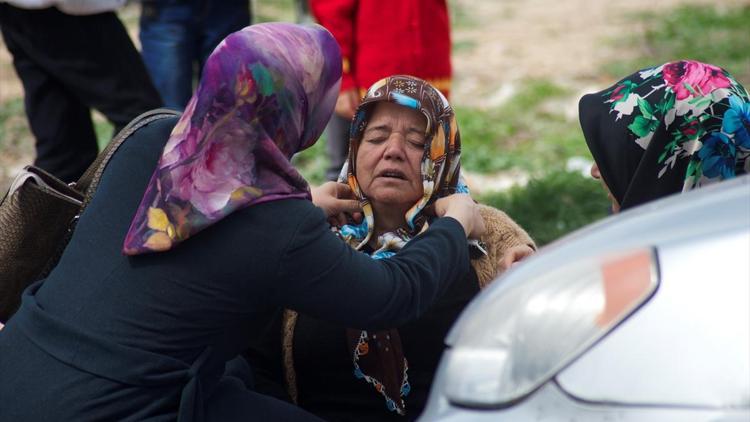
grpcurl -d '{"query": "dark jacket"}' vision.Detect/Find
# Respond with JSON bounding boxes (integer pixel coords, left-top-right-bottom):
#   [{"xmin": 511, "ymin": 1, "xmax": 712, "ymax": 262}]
[{"xmin": 0, "ymin": 116, "xmax": 470, "ymax": 421}]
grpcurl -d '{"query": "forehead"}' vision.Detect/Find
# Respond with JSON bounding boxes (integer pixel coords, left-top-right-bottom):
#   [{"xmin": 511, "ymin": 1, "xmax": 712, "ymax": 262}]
[{"xmin": 366, "ymin": 102, "xmax": 426, "ymax": 129}]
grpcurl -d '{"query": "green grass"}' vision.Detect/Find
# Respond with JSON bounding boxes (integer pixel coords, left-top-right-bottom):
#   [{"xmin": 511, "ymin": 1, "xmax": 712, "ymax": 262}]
[
  {"xmin": 254, "ymin": 0, "xmax": 297, "ymax": 23},
  {"xmin": 452, "ymin": 39, "xmax": 477, "ymax": 53},
  {"xmin": 0, "ymin": 98, "xmax": 28, "ymax": 153},
  {"xmin": 448, "ymin": 1, "xmax": 476, "ymax": 29},
  {"xmin": 479, "ymin": 171, "xmax": 611, "ymax": 246},
  {"xmin": 293, "ymin": 134, "xmax": 329, "ymax": 185},
  {"xmin": 457, "ymin": 80, "xmax": 590, "ymax": 174},
  {"xmin": 94, "ymin": 115, "xmax": 115, "ymax": 150},
  {"xmin": 605, "ymin": 4, "xmax": 750, "ymax": 84}
]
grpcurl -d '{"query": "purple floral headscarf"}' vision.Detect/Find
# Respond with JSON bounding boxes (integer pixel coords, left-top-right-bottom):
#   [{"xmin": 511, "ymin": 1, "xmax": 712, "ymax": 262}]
[
  {"xmin": 123, "ymin": 23, "xmax": 341, "ymax": 255},
  {"xmin": 579, "ymin": 60, "xmax": 750, "ymax": 210}
]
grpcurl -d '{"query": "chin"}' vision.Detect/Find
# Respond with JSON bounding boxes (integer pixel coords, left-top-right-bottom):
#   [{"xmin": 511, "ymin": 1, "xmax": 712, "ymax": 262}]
[{"xmin": 369, "ymin": 191, "xmax": 421, "ymax": 208}]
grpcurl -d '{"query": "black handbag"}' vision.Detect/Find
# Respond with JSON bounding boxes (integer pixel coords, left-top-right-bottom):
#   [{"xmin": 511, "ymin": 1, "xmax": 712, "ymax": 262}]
[{"xmin": 0, "ymin": 108, "xmax": 180, "ymax": 322}]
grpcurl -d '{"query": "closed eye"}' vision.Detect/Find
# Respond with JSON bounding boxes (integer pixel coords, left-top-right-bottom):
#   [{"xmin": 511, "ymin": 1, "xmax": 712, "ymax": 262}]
[
  {"xmin": 364, "ymin": 136, "xmax": 387, "ymax": 144},
  {"xmin": 407, "ymin": 138, "xmax": 426, "ymax": 149}
]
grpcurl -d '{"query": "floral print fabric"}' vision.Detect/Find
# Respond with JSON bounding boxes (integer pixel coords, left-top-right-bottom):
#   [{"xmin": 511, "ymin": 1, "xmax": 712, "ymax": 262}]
[
  {"xmin": 123, "ymin": 23, "xmax": 341, "ymax": 254},
  {"xmin": 337, "ymin": 75, "xmax": 465, "ymax": 251},
  {"xmin": 579, "ymin": 60, "xmax": 750, "ymax": 210},
  {"xmin": 335, "ymin": 75, "xmax": 466, "ymax": 415}
]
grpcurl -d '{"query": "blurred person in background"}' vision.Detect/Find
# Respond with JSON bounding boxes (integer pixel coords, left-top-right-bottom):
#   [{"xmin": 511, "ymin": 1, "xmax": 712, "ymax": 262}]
[
  {"xmin": 309, "ymin": 0, "xmax": 452, "ymax": 181},
  {"xmin": 0, "ymin": 0, "xmax": 162, "ymax": 183},
  {"xmin": 139, "ymin": 0, "xmax": 251, "ymax": 110}
]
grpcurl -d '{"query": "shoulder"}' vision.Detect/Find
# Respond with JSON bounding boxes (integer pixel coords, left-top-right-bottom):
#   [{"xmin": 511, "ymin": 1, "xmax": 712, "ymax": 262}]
[
  {"xmin": 235, "ymin": 198, "xmax": 323, "ymax": 233},
  {"xmin": 242, "ymin": 199, "xmax": 329, "ymax": 251},
  {"xmin": 477, "ymin": 204, "xmax": 535, "ymax": 250},
  {"xmin": 471, "ymin": 204, "xmax": 535, "ymax": 288}
]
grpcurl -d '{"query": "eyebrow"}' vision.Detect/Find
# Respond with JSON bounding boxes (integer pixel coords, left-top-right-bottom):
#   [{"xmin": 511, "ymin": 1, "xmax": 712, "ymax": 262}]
[{"xmin": 363, "ymin": 124, "xmax": 390, "ymax": 134}]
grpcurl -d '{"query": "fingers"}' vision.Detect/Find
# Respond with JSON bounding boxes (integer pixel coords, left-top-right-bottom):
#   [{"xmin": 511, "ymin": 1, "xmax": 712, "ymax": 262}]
[
  {"xmin": 434, "ymin": 194, "xmax": 480, "ymax": 238},
  {"xmin": 334, "ymin": 182, "xmax": 356, "ymax": 200},
  {"xmin": 334, "ymin": 199, "xmax": 362, "ymax": 215},
  {"xmin": 422, "ymin": 203, "xmax": 437, "ymax": 218},
  {"xmin": 469, "ymin": 211, "xmax": 487, "ymax": 239},
  {"xmin": 499, "ymin": 245, "xmax": 535, "ymax": 273},
  {"xmin": 499, "ymin": 251, "xmax": 515, "ymax": 272}
]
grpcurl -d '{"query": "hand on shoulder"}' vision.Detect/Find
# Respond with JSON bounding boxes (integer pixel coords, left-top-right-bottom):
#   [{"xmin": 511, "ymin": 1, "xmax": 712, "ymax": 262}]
[
  {"xmin": 433, "ymin": 194, "xmax": 486, "ymax": 239},
  {"xmin": 310, "ymin": 182, "xmax": 363, "ymax": 227},
  {"xmin": 499, "ymin": 244, "xmax": 535, "ymax": 273}
]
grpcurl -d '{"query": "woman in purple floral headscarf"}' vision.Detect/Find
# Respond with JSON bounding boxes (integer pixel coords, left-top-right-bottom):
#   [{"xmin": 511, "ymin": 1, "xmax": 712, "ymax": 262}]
[
  {"xmin": 579, "ymin": 60, "xmax": 750, "ymax": 211},
  {"xmin": 0, "ymin": 23, "xmax": 485, "ymax": 422}
]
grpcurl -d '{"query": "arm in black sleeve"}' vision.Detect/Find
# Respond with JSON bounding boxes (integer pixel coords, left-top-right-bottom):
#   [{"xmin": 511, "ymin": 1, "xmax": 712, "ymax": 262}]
[{"xmin": 274, "ymin": 206, "xmax": 470, "ymax": 330}]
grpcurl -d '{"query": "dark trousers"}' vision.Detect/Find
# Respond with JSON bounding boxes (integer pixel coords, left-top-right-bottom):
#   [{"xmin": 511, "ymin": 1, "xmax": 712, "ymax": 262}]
[{"xmin": 0, "ymin": 5, "xmax": 163, "ymax": 183}]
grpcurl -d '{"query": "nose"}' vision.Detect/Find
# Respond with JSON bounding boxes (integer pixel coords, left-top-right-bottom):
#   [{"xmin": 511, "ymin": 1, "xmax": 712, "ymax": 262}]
[
  {"xmin": 590, "ymin": 163, "xmax": 601, "ymax": 179},
  {"xmin": 383, "ymin": 135, "xmax": 406, "ymax": 161}
]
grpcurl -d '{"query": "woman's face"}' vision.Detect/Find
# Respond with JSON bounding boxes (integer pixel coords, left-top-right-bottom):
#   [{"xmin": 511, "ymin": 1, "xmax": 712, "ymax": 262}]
[
  {"xmin": 590, "ymin": 162, "xmax": 621, "ymax": 213},
  {"xmin": 355, "ymin": 102, "xmax": 427, "ymax": 213}
]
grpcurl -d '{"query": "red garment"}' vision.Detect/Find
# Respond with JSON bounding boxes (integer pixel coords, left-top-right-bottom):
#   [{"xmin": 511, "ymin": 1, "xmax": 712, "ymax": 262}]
[{"xmin": 309, "ymin": 0, "xmax": 452, "ymax": 98}]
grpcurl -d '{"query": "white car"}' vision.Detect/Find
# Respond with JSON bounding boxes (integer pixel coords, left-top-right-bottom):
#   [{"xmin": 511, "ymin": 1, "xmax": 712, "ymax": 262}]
[{"xmin": 421, "ymin": 175, "xmax": 750, "ymax": 422}]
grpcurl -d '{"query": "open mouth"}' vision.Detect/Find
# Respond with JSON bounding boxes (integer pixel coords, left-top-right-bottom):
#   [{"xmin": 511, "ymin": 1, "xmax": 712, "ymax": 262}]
[{"xmin": 377, "ymin": 170, "xmax": 407, "ymax": 180}]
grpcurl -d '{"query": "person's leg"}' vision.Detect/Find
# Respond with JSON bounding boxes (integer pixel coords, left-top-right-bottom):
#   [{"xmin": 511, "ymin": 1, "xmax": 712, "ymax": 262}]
[
  {"xmin": 139, "ymin": 0, "xmax": 194, "ymax": 110},
  {"xmin": 7, "ymin": 7, "xmax": 163, "ymax": 136},
  {"xmin": 66, "ymin": 11, "xmax": 164, "ymax": 133},
  {"xmin": 196, "ymin": 0, "xmax": 251, "ymax": 73},
  {"xmin": 0, "ymin": 5, "xmax": 97, "ymax": 182},
  {"xmin": 324, "ymin": 114, "xmax": 352, "ymax": 181}
]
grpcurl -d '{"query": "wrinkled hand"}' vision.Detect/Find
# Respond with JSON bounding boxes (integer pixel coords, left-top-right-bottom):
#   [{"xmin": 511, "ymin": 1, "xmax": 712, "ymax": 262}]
[
  {"xmin": 334, "ymin": 89, "xmax": 360, "ymax": 119},
  {"xmin": 311, "ymin": 181, "xmax": 362, "ymax": 227},
  {"xmin": 432, "ymin": 194, "xmax": 486, "ymax": 239},
  {"xmin": 499, "ymin": 244, "xmax": 535, "ymax": 273}
]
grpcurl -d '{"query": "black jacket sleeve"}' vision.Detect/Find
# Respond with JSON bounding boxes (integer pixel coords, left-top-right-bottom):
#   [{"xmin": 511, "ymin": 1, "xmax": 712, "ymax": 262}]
[{"xmin": 274, "ymin": 206, "xmax": 470, "ymax": 330}]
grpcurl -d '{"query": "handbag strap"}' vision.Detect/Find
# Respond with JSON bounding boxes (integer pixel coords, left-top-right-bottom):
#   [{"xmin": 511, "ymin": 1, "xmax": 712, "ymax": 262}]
[{"xmin": 76, "ymin": 108, "xmax": 181, "ymax": 208}]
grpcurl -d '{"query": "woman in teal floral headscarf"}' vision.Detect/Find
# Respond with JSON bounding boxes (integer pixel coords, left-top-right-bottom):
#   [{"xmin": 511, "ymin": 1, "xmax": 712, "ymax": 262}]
[{"xmin": 579, "ymin": 60, "xmax": 750, "ymax": 210}]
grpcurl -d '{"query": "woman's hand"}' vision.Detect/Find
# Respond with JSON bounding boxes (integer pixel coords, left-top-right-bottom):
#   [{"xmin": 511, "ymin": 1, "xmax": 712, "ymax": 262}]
[
  {"xmin": 311, "ymin": 182, "xmax": 363, "ymax": 227},
  {"xmin": 433, "ymin": 194, "xmax": 486, "ymax": 239},
  {"xmin": 499, "ymin": 244, "xmax": 535, "ymax": 273}
]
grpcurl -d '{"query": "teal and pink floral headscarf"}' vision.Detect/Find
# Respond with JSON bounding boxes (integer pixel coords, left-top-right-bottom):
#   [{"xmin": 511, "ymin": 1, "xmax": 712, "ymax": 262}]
[
  {"xmin": 123, "ymin": 23, "xmax": 341, "ymax": 254},
  {"xmin": 579, "ymin": 60, "xmax": 750, "ymax": 210}
]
